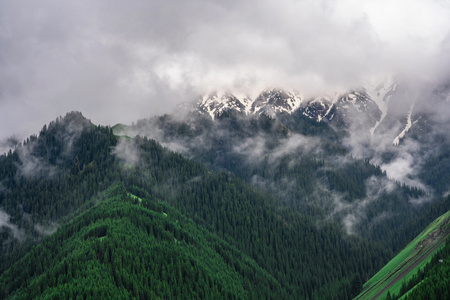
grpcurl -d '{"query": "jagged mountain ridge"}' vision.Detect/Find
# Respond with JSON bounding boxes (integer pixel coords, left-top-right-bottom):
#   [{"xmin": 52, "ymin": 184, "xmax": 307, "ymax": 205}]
[
  {"xmin": 191, "ymin": 79, "xmax": 440, "ymax": 145},
  {"xmin": 195, "ymin": 81, "xmax": 398, "ymax": 120}
]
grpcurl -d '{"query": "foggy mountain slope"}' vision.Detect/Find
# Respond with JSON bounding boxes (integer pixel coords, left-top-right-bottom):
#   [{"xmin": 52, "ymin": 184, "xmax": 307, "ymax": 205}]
[
  {"xmin": 1, "ymin": 1, "xmax": 450, "ymax": 298},
  {"xmin": 117, "ymin": 98, "xmax": 450, "ymax": 252},
  {"xmin": 2, "ymin": 109, "xmax": 450, "ymax": 298},
  {"xmin": 0, "ymin": 112, "xmax": 118, "ymax": 273},
  {"xmin": 188, "ymin": 78, "xmax": 450, "ymax": 148},
  {"xmin": 0, "ymin": 111, "xmax": 396, "ymax": 299},
  {"xmin": 176, "ymin": 79, "xmax": 450, "ymax": 197},
  {"xmin": 188, "ymin": 80, "xmax": 413, "ymax": 140}
]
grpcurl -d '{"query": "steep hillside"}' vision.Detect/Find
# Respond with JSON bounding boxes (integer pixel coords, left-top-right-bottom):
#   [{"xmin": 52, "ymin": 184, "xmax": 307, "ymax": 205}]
[
  {"xmin": 117, "ymin": 110, "xmax": 447, "ymax": 254},
  {"xmin": 355, "ymin": 210, "xmax": 450, "ymax": 300},
  {"xmin": 1, "ymin": 111, "xmax": 450, "ymax": 299},
  {"xmin": 0, "ymin": 184, "xmax": 283, "ymax": 299},
  {"xmin": 0, "ymin": 112, "xmax": 389, "ymax": 299},
  {"xmin": 393, "ymin": 236, "xmax": 450, "ymax": 299}
]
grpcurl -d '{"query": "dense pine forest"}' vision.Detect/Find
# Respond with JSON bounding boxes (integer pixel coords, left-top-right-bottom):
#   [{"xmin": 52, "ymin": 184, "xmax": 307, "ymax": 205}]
[
  {"xmin": 2, "ymin": 0, "xmax": 450, "ymax": 298},
  {"xmin": 0, "ymin": 111, "xmax": 449, "ymax": 299}
]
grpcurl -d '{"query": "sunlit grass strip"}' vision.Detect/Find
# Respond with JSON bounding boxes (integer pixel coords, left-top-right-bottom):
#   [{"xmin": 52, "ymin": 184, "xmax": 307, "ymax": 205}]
[
  {"xmin": 376, "ymin": 241, "xmax": 446, "ymax": 299},
  {"xmin": 127, "ymin": 193, "xmax": 143, "ymax": 204},
  {"xmin": 355, "ymin": 210, "xmax": 450, "ymax": 300}
]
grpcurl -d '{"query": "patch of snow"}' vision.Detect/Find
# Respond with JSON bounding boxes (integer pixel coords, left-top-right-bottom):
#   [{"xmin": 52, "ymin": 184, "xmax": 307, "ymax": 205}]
[
  {"xmin": 233, "ymin": 92, "xmax": 253, "ymax": 115},
  {"xmin": 199, "ymin": 87, "xmax": 347, "ymax": 122},
  {"xmin": 291, "ymin": 92, "xmax": 303, "ymax": 112},
  {"xmin": 393, "ymin": 102, "xmax": 415, "ymax": 146},
  {"xmin": 323, "ymin": 104, "xmax": 334, "ymax": 119},
  {"xmin": 198, "ymin": 93, "xmax": 218, "ymax": 120},
  {"xmin": 366, "ymin": 77, "xmax": 398, "ymax": 136}
]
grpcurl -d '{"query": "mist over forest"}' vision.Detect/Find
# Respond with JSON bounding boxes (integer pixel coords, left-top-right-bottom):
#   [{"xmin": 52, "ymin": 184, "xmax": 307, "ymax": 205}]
[{"xmin": 1, "ymin": 1, "xmax": 450, "ymax": 299}]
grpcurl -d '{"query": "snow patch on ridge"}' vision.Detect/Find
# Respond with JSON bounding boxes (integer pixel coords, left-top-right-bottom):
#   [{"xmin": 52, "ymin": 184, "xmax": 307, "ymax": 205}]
[
  {"xmin": 303, "ymin": 93, "xmax": 339, "ymax": 122},
  {"xmin": 393, "ymin": 102, "xmax": 415, "ymax": 146},
  {"xmin": 194, "ymin": 80, "xmax": 395, "ymax": 126},
  {"xmin": 252, "ymin": 88, "xmax": 304, "ymax": 116},
  {"xmin": 198, "ymin": 91, "xmax": 252, "ymax": 119},
  {"xmin": 366, "ymin": 78, "xmax": 398, "ymax": 136}
]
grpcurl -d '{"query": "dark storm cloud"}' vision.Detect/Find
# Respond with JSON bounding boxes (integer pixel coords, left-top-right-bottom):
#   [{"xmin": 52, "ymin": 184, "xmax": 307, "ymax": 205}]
[{"xmin": 1, "ymin": 0, "xmax": 449, "ymax": 143}]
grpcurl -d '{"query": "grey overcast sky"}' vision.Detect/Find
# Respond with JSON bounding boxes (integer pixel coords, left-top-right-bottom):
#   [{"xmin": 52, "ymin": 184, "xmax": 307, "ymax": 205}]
[{"xmin": 0, "ymin": 0, "xmax": 449, "ymax": 143}]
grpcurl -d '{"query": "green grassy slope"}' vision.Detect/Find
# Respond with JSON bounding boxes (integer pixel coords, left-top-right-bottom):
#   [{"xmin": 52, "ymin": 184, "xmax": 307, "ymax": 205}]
[
  {"xmin": 355, "ymin": 210, "xmax": 450, "ymax": 300},
  {"xmin": 111, "ymin": 123, "xmax": 131, "ymax": 138},
  {"xmin": 0, "ymin": 184, "xmax": 284, "ymax": 299},
  {"xmin": 397, "ymin": 236, "xmax": 450, "ymax": 299}
]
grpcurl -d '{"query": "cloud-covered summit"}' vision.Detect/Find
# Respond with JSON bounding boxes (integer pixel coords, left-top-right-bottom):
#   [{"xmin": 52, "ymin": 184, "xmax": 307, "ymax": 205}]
[{"xmin": 1, "ymin": 0, "xmax": 449, "ymax": 142}]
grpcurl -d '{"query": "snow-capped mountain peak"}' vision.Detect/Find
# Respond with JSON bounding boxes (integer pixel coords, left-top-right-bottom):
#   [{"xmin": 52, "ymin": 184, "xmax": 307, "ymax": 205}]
[
  {"xmin": 177, "ymin": 78, "xmax": 450, "ymax": 151},
  {"xmin": 302, "ymin": 95, "xmax": 335, "ymax": 122},
  {"xmin": 196, "ymin": 88, "xmax": 304, "ymax": 119},
  {"xmin": 198, "ymin": 91, "xmax": 252, "ymax": 119},
  {"xmin": 251, "ymin": 88, "xmax": 303, "ymax": 116},
  {"xmin": 190, "ymin": 79, "xmax": 422, "ymax": 141}
]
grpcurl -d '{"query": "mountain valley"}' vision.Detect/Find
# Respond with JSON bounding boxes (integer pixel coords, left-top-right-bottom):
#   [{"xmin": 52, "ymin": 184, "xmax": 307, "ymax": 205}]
[{"xmin": 1, "ymin": 79, "xmax": 450, "ymax": 299}]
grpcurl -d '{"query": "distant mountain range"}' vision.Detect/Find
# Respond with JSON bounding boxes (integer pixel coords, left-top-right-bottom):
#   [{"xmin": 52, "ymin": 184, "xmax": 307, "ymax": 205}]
[{"xmin": 184, "ymin": 79, "xmax": 450, "ymax": 146}]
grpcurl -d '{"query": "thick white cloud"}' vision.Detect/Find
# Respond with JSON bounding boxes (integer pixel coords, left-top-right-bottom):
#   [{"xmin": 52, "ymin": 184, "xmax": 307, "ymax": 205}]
[{"xmin": 0, "ymin": 0, "xmax": 449, "ymax": 143}]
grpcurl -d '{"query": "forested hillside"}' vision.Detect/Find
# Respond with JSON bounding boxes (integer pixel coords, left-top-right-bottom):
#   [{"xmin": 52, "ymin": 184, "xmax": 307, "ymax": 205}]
[
  {"xmin": 1, "ymin": 111, "xmax": 450, "ymax": 299},
  {"xmin": 121, "ymin": 111, "xmax": 450, "ymax": 253},
  {"xmin": 0, "ymin": 184, "xmax": 285, "ymax": 299}
]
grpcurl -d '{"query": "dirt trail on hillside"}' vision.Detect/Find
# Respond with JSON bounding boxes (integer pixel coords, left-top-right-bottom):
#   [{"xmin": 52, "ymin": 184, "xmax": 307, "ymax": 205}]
[
  {"xmin": 370, "ymin": 233, "xmax": 448, "ymax": 299},
  {"xmin": 356, "ymin": 219, "xmax": 450, "ymax": 300}
]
